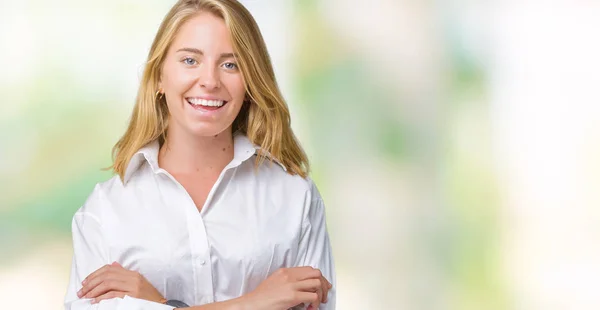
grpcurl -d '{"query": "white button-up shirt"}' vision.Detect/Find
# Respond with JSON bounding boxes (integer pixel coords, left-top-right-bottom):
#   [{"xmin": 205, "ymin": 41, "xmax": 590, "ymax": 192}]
[{"xmin": 64, "ymin": 134, "xmax": 336, "ymax": 309}]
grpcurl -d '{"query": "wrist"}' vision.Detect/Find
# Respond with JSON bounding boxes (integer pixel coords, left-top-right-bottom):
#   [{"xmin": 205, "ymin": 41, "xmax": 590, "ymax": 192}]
[{"xmin": 231, "ymin": 294, "xmax": 256, "ymax": 310}]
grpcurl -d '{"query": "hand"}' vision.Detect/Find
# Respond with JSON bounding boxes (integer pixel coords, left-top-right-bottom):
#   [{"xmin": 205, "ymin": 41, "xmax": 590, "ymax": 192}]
[
  {"xmin": 77, "ymin": 261, "xmax": 166, "ymax": 304},
  {"xmin": 243, "ymin": 266, "xmax": 332, "ymax": 310}
]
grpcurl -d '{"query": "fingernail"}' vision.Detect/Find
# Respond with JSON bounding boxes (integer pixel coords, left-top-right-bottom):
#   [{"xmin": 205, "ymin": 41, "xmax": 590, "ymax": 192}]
[
  {"xmin": 82, "ymin": 279, "xmax": 87, "ymax": 285},
  {"xmin": 91, "ymin": 298, "xmax": 95, "ymax": 304}
]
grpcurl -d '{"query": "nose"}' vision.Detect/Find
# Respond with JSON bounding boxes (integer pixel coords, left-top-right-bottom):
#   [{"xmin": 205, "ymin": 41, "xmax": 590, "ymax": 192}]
[{"xmin": 198, "ymin": 63, "xmax": 220, "ymax": 90}]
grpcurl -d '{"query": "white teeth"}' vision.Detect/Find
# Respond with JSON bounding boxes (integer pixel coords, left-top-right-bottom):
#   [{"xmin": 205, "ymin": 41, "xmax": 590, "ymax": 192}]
[{"xmin": 187, "ymin": 98, "xmax": 225, "ymax": 107}]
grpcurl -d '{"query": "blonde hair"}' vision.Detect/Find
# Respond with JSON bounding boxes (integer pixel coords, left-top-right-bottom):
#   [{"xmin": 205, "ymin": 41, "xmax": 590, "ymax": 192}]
[{"xmin": 111, "ymin": 0, "xmax": 309, "ymax": 180}]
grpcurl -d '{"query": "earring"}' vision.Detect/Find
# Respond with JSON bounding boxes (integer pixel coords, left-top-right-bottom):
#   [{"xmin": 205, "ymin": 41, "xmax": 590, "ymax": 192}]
[{"xmin": 155, "ymin": 89, "xmax": 164, "ymax": 100}]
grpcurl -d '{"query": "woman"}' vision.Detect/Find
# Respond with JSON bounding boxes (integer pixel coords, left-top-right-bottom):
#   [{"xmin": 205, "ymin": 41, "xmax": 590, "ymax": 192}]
[{"xmin": 63, "ymin": 0, "xmax": 335, "ymax": 309}]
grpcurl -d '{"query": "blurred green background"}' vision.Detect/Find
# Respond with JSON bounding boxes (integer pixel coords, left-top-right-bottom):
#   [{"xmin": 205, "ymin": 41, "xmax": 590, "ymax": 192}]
[{"xmin": 1, "ymin": 1, "xmax": 600, "ymax": 309}]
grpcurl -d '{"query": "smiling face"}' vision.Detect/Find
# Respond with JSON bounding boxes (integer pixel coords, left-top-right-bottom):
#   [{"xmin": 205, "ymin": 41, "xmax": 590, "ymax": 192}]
[{"xmin": 159, "ymin": 11, "xmax": 246, "ymax": 138}]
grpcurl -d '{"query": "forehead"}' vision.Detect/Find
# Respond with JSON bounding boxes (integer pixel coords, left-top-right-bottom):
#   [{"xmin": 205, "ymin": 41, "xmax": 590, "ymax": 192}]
[{"xmin": 170, "ymin": 11, "xmax": 234, "ymax": 52}]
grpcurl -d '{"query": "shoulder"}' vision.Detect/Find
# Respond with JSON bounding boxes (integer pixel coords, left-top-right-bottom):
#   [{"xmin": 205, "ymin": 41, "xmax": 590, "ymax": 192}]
[
  {"xmin": 73, "ymin": 175, "xmax": 124, "ymax": 221},
  {"xmin": 248, "ymin": 157, "xmax": 323, "ymax": 201}
]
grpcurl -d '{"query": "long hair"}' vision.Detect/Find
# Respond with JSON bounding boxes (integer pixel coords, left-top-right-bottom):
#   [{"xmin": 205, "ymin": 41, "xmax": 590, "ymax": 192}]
[{"xmin": 111, "ymin": 0, "xmax": 309, "ymax": 181}]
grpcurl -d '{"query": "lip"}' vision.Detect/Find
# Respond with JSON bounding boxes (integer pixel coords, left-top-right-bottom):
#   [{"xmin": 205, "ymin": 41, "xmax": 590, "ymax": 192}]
[
  {"xmin": 185, "ymin": 98, "xmax": 229, "ymax": 116},
  {"xmin": 185, "ymin": 95, "xmax": 228, "ymax": 101}
]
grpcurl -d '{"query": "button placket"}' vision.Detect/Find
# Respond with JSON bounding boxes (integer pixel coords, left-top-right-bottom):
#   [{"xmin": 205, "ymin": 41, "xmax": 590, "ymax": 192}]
[
  {"xmin": 161, "ymin": 169, "xmax": 215, "ymax": 306},
  {"xmin": 188, "ymin": 213, "xmax": 214, "ymax": 305}
]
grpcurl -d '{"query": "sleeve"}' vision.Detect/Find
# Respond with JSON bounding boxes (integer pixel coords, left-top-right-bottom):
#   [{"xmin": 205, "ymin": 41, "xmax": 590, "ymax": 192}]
[
  {"xmin": 294, "ymin": 181, "xmax": 337, "ymax": 310},
  {"xmin": 64, "ymin": 185, "xmax": 175, "ymax": 310}
]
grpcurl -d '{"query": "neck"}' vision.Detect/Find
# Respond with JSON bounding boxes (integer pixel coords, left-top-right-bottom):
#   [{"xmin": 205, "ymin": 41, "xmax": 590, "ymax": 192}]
[{"xmin": 158, "ymin": 127, "xmax": 235, "ymax": 176}]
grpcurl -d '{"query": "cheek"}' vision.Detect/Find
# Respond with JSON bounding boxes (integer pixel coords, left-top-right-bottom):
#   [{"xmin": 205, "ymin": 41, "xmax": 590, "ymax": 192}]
[
  {"xmin": 163, "ymin": 66, "xmax": 196, "ymax": 93},
  {"xmin": 223, "ymin": 74, "xmax": 246, "ymax": 100}
]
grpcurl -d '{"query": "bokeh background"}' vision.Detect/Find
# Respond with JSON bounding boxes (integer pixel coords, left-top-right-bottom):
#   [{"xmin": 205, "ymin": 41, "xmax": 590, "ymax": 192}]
[{"xmin": 1, "ymin": 0, "xmax": 600, "ymax": 309}]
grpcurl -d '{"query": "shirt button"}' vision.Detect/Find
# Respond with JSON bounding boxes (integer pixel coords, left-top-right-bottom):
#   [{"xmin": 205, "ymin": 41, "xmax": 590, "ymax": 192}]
[{"xmin": 200, "ymin": 260, "xmax": 206, "ymax": 265}]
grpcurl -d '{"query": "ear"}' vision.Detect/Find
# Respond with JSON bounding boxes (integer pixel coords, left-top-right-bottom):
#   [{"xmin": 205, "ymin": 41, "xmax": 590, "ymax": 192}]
[{"xmin": 157, "ymin": 70, "xmax": 164, "ymax": 90}]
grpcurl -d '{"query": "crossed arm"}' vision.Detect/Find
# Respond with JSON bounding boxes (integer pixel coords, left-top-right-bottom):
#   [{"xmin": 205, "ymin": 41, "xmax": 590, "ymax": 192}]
[
  {"xmin": 75, "ymin": 261, "xmax": 331, "ymax": 310},
  {"xmin": 66, "ymin": 196, "xmax": 335, "ymax": 310}
]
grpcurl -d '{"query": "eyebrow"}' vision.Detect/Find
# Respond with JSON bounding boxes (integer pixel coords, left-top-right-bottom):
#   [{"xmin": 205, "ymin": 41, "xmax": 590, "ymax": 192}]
[{"xmin": 176, "ymin": 47, "xmax": 237, "ymax": 59}]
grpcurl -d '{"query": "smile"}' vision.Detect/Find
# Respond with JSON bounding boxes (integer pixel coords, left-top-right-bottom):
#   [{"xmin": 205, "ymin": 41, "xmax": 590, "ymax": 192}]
[{"xmin": 186, "ymin": 97, "xmax": 228, "ymax": 109}]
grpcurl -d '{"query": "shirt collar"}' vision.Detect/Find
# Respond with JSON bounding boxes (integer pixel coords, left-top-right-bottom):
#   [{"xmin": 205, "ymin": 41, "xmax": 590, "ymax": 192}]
[{"xmin": 123, "ymin": 133, "xmax": 285, "ymax": 184}]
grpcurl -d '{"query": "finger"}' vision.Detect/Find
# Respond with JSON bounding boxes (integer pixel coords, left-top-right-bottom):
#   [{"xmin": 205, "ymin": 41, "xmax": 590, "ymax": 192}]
[
  {"xmin": 320, "ymin": 276, "xmax": 329, "ymax": 303},
  {"xmin": 81, "ymin": 263, "xmax": 129, "ymax": 293},
  {"xmin": 79, "ymin": 271, "xmax": 111, "ymax": 298},
  {"xmin": 82, "ymin": 264, "xmax": 111, "ymax": 286},
  {"xmin": 107, "ymin": 262, "xmax": 131, "ymax": 277},
  {"xmin": 290, "ymin": 266, "xmax": 322, "ymax": 281},
  {"xmin": 91, "ymin": 290, "xmax": 127, "ymax": 304},
  {"xmin": 324, "ymin": 276, "xmax": 332, "ymax": 288},
  {"xmin": 84, "ymin": 279, "xmax": 129, "ymax": 299},
  {"xmin": 293, "ymin": 292, "xmax": 319, "ymax": 307},
  {"xmin": 80, "ymin": 269, "xmax": 128, "ymax": 298},
  {"xmin": 295, "ymin": 278, "xmax": 322, "ymax": 292},
  {"xmin": 311, "ymin": 286, "xmax": 323, "ymax": 309},
  {"xmin": 108, "ymin": 262, "xmax": 145, "ymax": 283},
  {"xmin": 295, "ymin": 278, "xmax": 322, "ymax": 308},
  {"xmin": 111, "ymin": 261, "xmax": 134, "ymax": 277}
]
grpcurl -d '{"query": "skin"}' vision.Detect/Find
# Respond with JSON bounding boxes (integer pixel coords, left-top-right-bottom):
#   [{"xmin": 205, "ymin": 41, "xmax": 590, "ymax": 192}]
[
  {"xmin": 156, "ymin": 11, "xmax": 247, "ymax": 212},
  {"xmin": 77, "ymin": 11, "xmax": 332, "ymax": 310}
]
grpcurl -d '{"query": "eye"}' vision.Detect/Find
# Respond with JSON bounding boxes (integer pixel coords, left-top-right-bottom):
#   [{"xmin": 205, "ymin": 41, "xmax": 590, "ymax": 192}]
[
  {"xmin": 222, "ymin": 62, "xmax": 238, "ymax": 70},
  {"xmin": 182, "ymin": 57, "xmax": 197, "ymax": 66}
]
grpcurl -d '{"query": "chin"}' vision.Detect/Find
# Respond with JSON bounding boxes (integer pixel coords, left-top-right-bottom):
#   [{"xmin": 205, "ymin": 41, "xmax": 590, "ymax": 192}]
[{"xmin": 187, "ymin": 123, "xmax": 233, "ymax": 138}]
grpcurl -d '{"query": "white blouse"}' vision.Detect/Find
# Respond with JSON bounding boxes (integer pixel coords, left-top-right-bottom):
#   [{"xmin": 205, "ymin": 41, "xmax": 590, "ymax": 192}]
[{"xmin": 64, "ymin": 134, "xmax": 336, "ymax": 309}]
